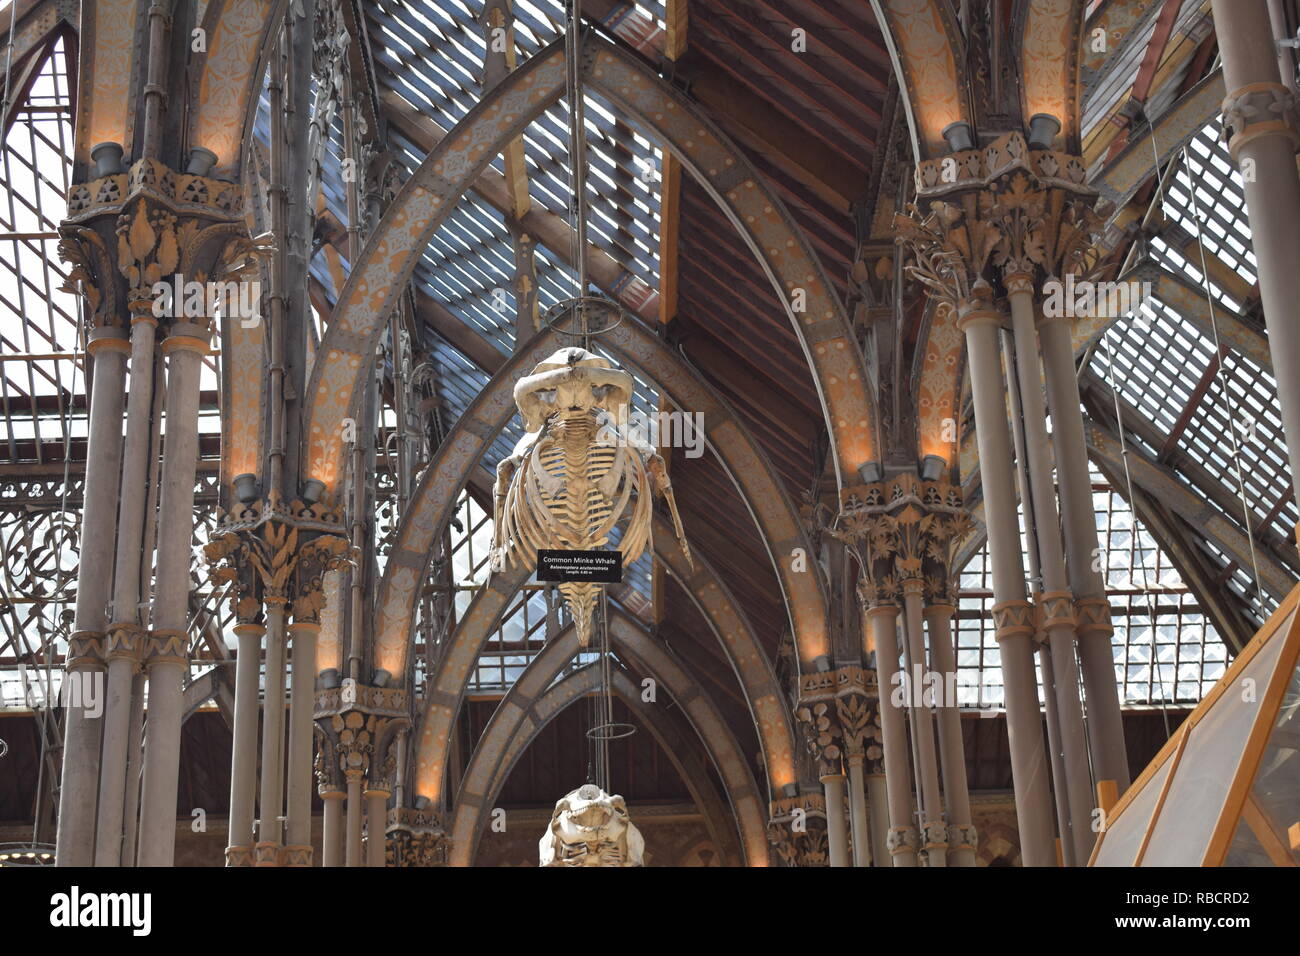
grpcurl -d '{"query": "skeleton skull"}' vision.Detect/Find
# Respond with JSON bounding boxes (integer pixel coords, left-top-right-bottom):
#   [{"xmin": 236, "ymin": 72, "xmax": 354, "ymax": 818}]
[
  {"xmin": 539, "ymin": 783, "xmax": 645, "ymax": 867},
  {"xmin": 513, "ymin": 347, "xmax": 633, "ymax": 434}
]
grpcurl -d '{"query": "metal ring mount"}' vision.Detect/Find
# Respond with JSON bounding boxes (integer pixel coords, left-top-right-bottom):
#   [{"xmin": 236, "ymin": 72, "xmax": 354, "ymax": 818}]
[
  {"xmin": 584, "ymin": 721, "xmax": 637, "ymax": 741},
  {"xmin": 542, "ymin": 295, "xmax": 627, "ymax": 338}
]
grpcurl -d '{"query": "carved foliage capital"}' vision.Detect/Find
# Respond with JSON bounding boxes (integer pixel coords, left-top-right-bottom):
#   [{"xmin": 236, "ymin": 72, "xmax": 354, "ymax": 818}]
[
  {"xmin": 1221, "ymin": 83, "xmax": 1299, "ymax": 157},
  {"xmin": 385, "ymin": 806, "xmax": 448, "ymax": 867},
  {"xmin": 794, "ymin": 700, "xmax": 843, "ymax": 778}
]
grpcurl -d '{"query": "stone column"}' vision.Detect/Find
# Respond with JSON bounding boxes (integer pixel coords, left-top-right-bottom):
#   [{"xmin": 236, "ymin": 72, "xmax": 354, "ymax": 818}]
[
  {"xmin": 923, "ymin": 602, "xmax": 976, "ymax": 866},
  {"xmin": 285, "ymin": 619, "xmax": 319, "ymax": 866},
  {"xmin": 795, "ymin": 691, "xmax": 850, "ymax": 868},
  {"xmin": 95, "ymin": 311, "xmax": 157, "ymax": 866},
  {"xmin": 256, "ymin": 604, "xmax": 288, "ymax": 864},
  {"xmin": 225, "ymin": 621, "xmax": 264, "ymax": 866},
  {"xmin": 321, "ymin": 790, "xmax": 345, "ymax": 867},
  {"xmin": 136, "ymin": 325, "xmax": 208, "ymax": 867},
  {"xmin": 1213, "ymin": 0, "xmax": 1300, "ymax": 539},
  {"xmin": 120, "ymin": 671, "xmax": 146, "ymax": 866},
  {"xmin": 1038, "ymin": 307, "xmax": 1130, "ymax": 793},
  {"xmin": 900, "ymin": 578, "xmax": 947, "ymax": 866},
  {"xmin": 845, "ymin": 755, "xmax": 871, "ymax": 866},
  {"xmin": 346, "ymin": 770, "xmax": 364, "ymax": 867},
  {"xmin": 55, "ymin": 328, "xmax": 129, "ymax": 866},
  {"xmin": 820, "ymin": 772, "xmax": 849, "ymax": 868},
  {"xmin": 94, "ymin": 626, "xmax": 143, "ymax": 866},
  {"xmin": 865, "ymin": 774, "xmax": 890, "ymax": 866},
  {"xmin": 957, "ymin": 289, "xmax": 1055, "ymax": 866},
  {"xmin": 867, "ymin": 604, "xmax": 918, "ymax": 865},
  {"xmin": 1006, "ymin": 272, "xmax": 1096, "ymax": 865},
  {"xmin": 366, "ymin": 786, "xmax": 390, "ymax": 867}
]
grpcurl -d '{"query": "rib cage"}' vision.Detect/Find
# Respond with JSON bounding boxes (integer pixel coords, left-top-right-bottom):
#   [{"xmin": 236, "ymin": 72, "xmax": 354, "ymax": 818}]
[{"xmin": 497, "ymin": 409, "xmax": 654, "ymax": 645}]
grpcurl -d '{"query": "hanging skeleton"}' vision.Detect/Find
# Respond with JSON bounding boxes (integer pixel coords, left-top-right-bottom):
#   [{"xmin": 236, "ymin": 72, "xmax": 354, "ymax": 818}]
[{"xmin": 489, "ymin": 347, "xmax": 692, "ymax": 645}]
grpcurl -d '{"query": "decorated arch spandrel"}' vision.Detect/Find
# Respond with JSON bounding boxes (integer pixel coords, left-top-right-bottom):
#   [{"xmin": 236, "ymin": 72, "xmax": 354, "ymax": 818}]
[
  {"xmin": 1020, "ymin": 0, "xmax": 1087, "ymax": 148},
  {"xmin": 915, "ymin": 298, "xmax": 964, "ymax": 468},
  {"xmin": 872, "ymin": 0, "xmax": 971, "ymax": 158},
  {"xmin": 74, "ymin": 0, "xmax": 142, "ymax": 166},
  {"xmin": 189, "ymin": 0, "xmax": 288, "ymax": 180}
]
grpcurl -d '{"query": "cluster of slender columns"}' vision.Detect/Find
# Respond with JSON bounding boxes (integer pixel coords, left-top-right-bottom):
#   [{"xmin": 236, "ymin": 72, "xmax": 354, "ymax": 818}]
[
  {"xmin": 224, "ymin": 611, "xmax": 327, "ymax": 867},
  {"xmin": 55, "ymin": 329, "xmax": 129, "ymax": 867},
  {"xmin": 814, "ymin": 484, "xmax": 979, "ymax": 869},
  {"xmin": 959, "ymin": 289, "xmax": 1057, "ymax": 867},
  {"xmin": 56, "ymin": 317, "xmax": 211, "ymax": 867},
  {"xmin": 958, "ymin": 267, "xmax": 1137, "ymax": 865}
]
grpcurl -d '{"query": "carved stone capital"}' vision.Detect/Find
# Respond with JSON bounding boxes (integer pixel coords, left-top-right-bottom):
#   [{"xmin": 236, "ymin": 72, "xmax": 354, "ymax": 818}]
[
  {"xmin": 900, "ymin": 133, "xmax": 1103, "ymax": 305},
  {"xmin": 144, "ymin": 629, "xmax": 188, "ymax": 667},
  {"xmin": 65, "ymin": 630, "xmax": 106, "ymax": 670},
  {"xmin": 60, "ymin": 157, "xmax": 261, "ymax": 334},
  {"xmin": 385, "ymin": 806, "xmax": 448, "ymax": 867},
  {"xmin": 314, "ymin": 720, "xmax": 344, "ymax": 794},
  {"xmin": 1221, "ymin": 82, "xmax": 1300, "ymax": 158},
  {"xmin": 948, "ymin": 822, "xmax": 979, "ymax": 853},
  {"xmin": 292, "ymin": 533, "xmax": 350, "ymax": 623},
  {"xmin": 794, "ymin": 700, "xmax": 843, "ymax": 778},
  {"xmin": 836, "ymin": 692, "xmax": 883, "ymax": 772},
  {"xmin": 767, "ymin": 799, "xmax": 830, "ymax": 868},
  {"xmin": 334, "ymin": 711, "xmax": 375, "ymax": 781},
  {"xmin": 224, "ymin": 844, "xmax": 254, "ymax": 867},
  {"xmin": 326, "ymin": 706, "xmax": 408, "ymax": 791},
  {"xmin": 834, "ymin": 477, "xmax": 971, "ymax": 611},
  {"xmin": 991, "ymin": 600, "xmax": 1035, "ymax": 641},
  {"xmin": 797, "ymin": 665, "xmax": 883, "ymax": 773},
  {"xmin": 205, "ymin": 502, "xmax": 348, "ymax": 617}
]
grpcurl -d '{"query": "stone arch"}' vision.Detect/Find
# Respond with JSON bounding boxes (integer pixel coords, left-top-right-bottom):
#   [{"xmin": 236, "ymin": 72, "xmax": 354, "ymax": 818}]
[
  {"xmin": 187, "ymin": 0, "xmax": 287, "ymax": 179},
  {"xmin": 73, "ymin": 0, "xmax": 143, "ymax": 165},
  {"xmin": 414, "ymin": 508, "xmax": 797, "ymax": 811},
  {"xmin": 471, "ymin": 666, "xmax": 738, "ymax": 867},
  {"xmin": 450, "ymin": 612, "xmax": 769, "ymax": 866},
  {"xmin": 300, "ymin": 32, "xmax": 876, "ymax": 499},
  {"xmin": 375, "ymin": 319, "xmax": 828, "ymax": 682},
  {"xmin": 915, "ymin": 297, "xmax": 965, "ymax": 468},
  {"xmin": 1019, "ymin": 0, "xmax": 1085, "ymax": 149},
  {"xmin": 872, "ymin": 0, "xmax": 972, "ymax": 160}
]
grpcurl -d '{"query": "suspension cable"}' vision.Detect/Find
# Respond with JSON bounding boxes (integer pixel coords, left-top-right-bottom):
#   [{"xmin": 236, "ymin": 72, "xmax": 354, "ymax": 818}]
[
  {"xmin": 1177, "ymin": 143, "xmax": 1267, "ymax": 620},
  {"xmin": 1099, "ymin": 334, "xmax": 1173, "ymax": 739}
]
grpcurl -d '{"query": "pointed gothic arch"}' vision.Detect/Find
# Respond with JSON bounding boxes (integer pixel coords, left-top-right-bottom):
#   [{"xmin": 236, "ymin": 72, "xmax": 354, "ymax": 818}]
[
  {"xmin": 448, "ymin": 610, "xmax": 770, "ymax": 867},
  {"xmin": 299, "ymin": 32, "xmax": 878, "ymax": 508}
]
